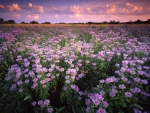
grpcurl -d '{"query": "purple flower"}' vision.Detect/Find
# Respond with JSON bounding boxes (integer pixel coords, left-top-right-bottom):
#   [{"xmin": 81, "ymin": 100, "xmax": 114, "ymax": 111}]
[
  {"xmin": 85, "ymin": 107, "xmax": 91, "ymax": 112},
  {"xmin": 25, "ymin": 79, "xmax": 29, "ymax": 84},
  {"xmin": 10, "ymin": 84, "xmax": 17, "ymax": 90},
  {"xmin": 37, "ymin": 74, "xmax": 42, "ymax": 78},
  {"xmin": 99, "ymin": 79, "xmax": 105, "ymax": 84},
  {"xmin": 141, "ymin": 79, "xmax": 148, "ymax": 84},
  {"xmin": 121, "ymin": 76, "xmax": 128, "ymax": 82},
  {"xmin": 63, "ymin": 87, "xmax": 67, "ymax": 90},
  {"xmin": 103, "ymin": 101, "xmax": 109, "ymax": 107},
  {"xmin": 38, "ymin": 100, "xmax": 43, "ymax": 105},
  {"xmin": 47, "ymin": 107, "xmax": 53, "ymax": 113},
  {"xmin": 18, "ymin": 88, "xmax": 23, "ymax": 92},
  {"xmin": 65, "ymin": 75, "xmax": 69, "ymax": 79},
  {"xmin": 85, "ymin": 99, "xmax": 90, "ymax": 106},
  {"xmin": 65, "ymin": 80, "xmax": 70, "ymax": 84},
  {"xmin": 31, "ymin": 101, "xmax": 36, "ymax": 106},
  {"xmin": 133, "ymin": 78, "xmax": 141, "ymax": 83},
  {"xmin": 40, "ymin": 103, "xmax": 46, "ymax": 108},
  {"xmin": 33, "ymin": 78, "xmax": 38, "ymax": 82},
  {"xmin": 17, "ymin": 80, "xmax": 23, "ymax": 86},
  {"xmin": 119, "ymin": 84, "xmax": 126, "ymax": 89},
  {"xmin": 71, "ymin": 84, "xmax": 79, "ymax": 92},
  {"xmin": 105, "ymin": 76, "xmax": 117, "ymax": 83},
  {"xmin": 86, "ymin": 60, "xmax": 90, "ymax": 64},
  {"xmin": 44, "ymin": 99, "xmax": 50, "ymax": 105},
  {"xmin": 125, "ymin": 92, "xmax": 132, "ymax": 98},
  {"xmin": 24, "ymin": 74, "xmax": 29, "ymax": 78},
  {"xmin": 130, "ymin": 87, "xmax": 141, "ymax": 93},
  {"xmin": 31, "ymin": 83, "xmax": 38, "ymax": 89},
  {"xmin": 96, "ymin": 108, "xmax": 106, "ymax": 113}
]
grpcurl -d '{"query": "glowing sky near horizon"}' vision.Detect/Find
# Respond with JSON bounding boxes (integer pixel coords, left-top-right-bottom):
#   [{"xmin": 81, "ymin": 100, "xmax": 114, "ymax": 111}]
[{"xmin": 0, "ymin": 0, "xmax": 150, "ymax": 23}]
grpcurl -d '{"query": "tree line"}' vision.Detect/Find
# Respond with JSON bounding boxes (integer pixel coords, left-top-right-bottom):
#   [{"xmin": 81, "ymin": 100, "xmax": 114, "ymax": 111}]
[{"xmin": 0, "ymin": 18, "xmax": 150, "ymax": 24}]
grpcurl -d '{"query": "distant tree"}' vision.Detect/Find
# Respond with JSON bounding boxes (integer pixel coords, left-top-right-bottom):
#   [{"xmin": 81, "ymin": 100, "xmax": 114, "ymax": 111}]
[
  {"xmin": 20, "ymin": 21, "xmax": 26, "ymax": 24},
  {"xmin": 110, "ymin": 20, "xmax": 119, "ymax": 24},
  {"xmin": 4, "ymin": 20, "xmax": 15, "ymax": 24},
  {"xmin": 102, "ymin": 21, "xmax": 108, "ymax": 24},
  {"xmin": 135, "ymin": 19, "xmax": 142, "ymax": 24},
  {"xmin": 86, "ymin": 22, "xmax": 94, "ymax": 24},
  {"xmin": 59, "ymin": 22, "xmax": 65, "ymax": 24},
  {"xmin": 0, "ymin": 18, "xmax": 4, "ymax": 24},
  {"xmin": 42, "ymin": 22, "xmax": 51, "ymax": 24},
  {"xmin": 145, "ymin": 19, "xmax": 150, "ymax": 24},
  {"xmin": 30, "ymin": 21, "xmax": 38, "ymax": 24}
]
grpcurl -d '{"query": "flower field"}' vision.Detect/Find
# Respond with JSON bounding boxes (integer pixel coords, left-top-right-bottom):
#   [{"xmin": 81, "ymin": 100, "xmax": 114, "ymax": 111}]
[{"xmin": 0, "ymin": 24, "xmax": 150, "ymax": 113}]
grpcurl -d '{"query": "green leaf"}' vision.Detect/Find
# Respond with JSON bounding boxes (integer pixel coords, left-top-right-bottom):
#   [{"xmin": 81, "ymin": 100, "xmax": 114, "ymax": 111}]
[
  {"xmin": 134, "ymin": 104, "xmax": 143, "ymax": 110},
  {"xmin": 23, "ymin": 95, "xmax": 31, "ymax": 101}
]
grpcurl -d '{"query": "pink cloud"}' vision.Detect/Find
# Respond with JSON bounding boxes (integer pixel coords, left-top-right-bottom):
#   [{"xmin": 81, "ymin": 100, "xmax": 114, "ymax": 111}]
[
  {"xmin": 24, "ymin": 3, "xmax": 44, "ymax": 13},
  {"xmin": 46, "ymin": 5, "xmax": 62, "ymax": 14},
  {"xmin": 13, "ymin": 14, "xmax": 20, "ymax": 18},
  {"xmin": 126, "ymin": 2, "xmax": 143, "ymax": 12},
  {"xmin": 7, "ymin": 3, "xmax": 20, "ymax": 12},
  {"xmin": 26, "ymin": 14, "xmax": 39, "ymax": 20},
  {"xmin": 0, "ymin": 4, "xmax": 5, "ymax": 9},
  {"xmin": 0, "ymin": 3, "xmax": 20, "ymax": 12}
]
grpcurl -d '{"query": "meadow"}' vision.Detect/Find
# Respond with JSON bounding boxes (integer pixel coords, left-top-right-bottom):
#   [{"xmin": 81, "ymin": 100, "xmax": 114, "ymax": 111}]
[{"xmin": 0, "ymin": 24, "xmax": 150, "ymax": 113}]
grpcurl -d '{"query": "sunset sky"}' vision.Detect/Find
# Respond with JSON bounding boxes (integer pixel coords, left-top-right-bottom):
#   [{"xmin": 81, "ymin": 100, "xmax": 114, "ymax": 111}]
[{"xmin": 0, "ymin": 0, "xmax": 150, "ymax": 23}]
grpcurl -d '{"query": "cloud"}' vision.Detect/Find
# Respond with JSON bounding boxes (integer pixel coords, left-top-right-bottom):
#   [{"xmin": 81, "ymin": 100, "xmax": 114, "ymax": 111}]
[
  {"xmin": 7, "ymin": 3, "xmax": 20, "ymax": 12},
  {"xmin": 13, "ymin": 14, "xmax": 20, "ymax": 18},
  {"xmin": 0, "ymin": 3, "xmax": 20, "ymax": 12},
  {"xmin": 126, "ymin": 2, "xmax": 143, "ymax": 12},
  {"xmin": 0, "ymin": 4, "xmax": 5, "ymax": 9},
  {"xmin": 46, "ymin": 5, "xmax": 62, "ymax": 14},
  {"xmin": 26, "ymin": 14, "xmax": 39, "ymax": 20},
  {"xmin": 24, "ymin": 3, "xmax": 44, "ymax": 13},
  {"xmin": 54, "ymin": 14, "xmax": 58, "ymax": 18}
]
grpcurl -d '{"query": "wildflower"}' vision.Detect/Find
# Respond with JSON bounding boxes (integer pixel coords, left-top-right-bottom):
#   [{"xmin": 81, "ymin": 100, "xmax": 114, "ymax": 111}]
[
  {"xmin": 65, "ymin": 80, "xmax": 70, "ymax": 84},
  {"xmin": 44, "ymin": 99, "xmax": 50, "ymax": 105},
  {"xmin": 47, "ymin": 107, "xmax": 53, "ymax": 113},
  {"xmin": 99, "ymin": 79, "xmax": 105, "ymax": 84},
  {"xmin": 105, "ymin": 76, "xmax": 117, "ymax": 83},
  {"xmin": 24, "ymin": 74, "xmax": 29, "ymax": 78},
  {"xmin": 38, "ymin": 100, "xmax": 43, "ymax": 105},
  {"xmin": 31, "ymin": 83, "xmax": 38, "ymax": 89},
  {"xmin": 103, "ymin": 101, "xmax": 109, "ymax": 107},
  {"xmin": 92, "ymin": 62, "xmax": 96, "ymax": 66},
  {"xmin": 65, "ymin": 75, "xmax": 69, "ymax": 79},
  {"xmin": 40, "ymin": 104, "xmax": 46, "ymax": 108},
  {"xmin": 31, "ymin": 101, "xmax": 36, "ymax": 106},
  {"xmin": 130, "ymin": 87, "xmax": 141, "ymax": 93},
  {"xmin": 33, "ymin": 78, "xmax": 38, "ymax": 82},
  {"xmin": 24, "ymin": 79, "xmax": 29, "ymax": 84},
  {"xmin": 17, "ymin": 80, "xmax": 23, "ymax": 86},
  {"xmin": 10, "ymin": 84, "xmax": 17, "ymax": 90},
  {"xmin": 85, "ymin": 99, "xmax": 90, "ymax": 106},
  {"xmin": 121, "ymin": 76, "xmax": 128, "ymax": 82},
  {"xmin": 37, "ymin": 74, "xmax": 42, "ymax": 78},
  {"xmin": 63, "ymin": 87, "xmax": 67, "ymax": 90},
  {"xmin": 125, "ymin": 92, "xmax": 132, "ymax": 97},
  {"xmin": 18, "ymin": 88, "xmax": 23, "ymax": 92},
  {"xmin": 133, "ymin": 78, "xmax": 141, "ymax": 83},
  {"xmin": 119, "ymin": 84, "xmax": 126, "ymax": 89},
  {"xmin": 85, "ymin": 107, "xmax": 91, "ymax": 112},
  {"xmin": 96, "ymin": 108, "xmax": 106, "ymax": 113},
  {"xmin": 86, "ymin": 60, "xmax": 90, "ymax": 64}
]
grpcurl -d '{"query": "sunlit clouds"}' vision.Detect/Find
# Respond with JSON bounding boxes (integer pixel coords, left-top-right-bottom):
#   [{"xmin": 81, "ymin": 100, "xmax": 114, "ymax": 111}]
[
  {"xmin": 24, "ymin": 3, "xmax": 44, "ymax": 13},
  {"xmin": 26, "ymin": 14, "xmax": 39, "ymax": 20},
  {"xmin": 13, "ymin": 14, "xmax": 20, "ymax": 18}
]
